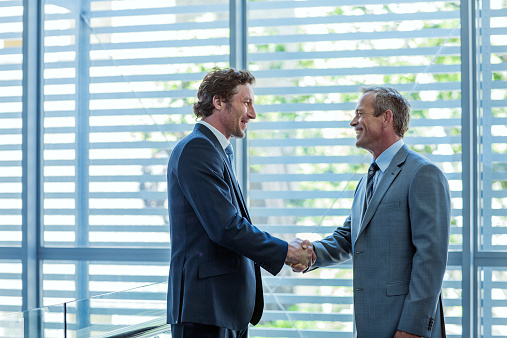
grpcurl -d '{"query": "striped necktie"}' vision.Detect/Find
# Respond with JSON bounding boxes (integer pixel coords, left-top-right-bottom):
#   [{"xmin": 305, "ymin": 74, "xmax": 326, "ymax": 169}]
[{"xmin": 365, "ymin": 161, "xmax": 379, "ymax": 210}]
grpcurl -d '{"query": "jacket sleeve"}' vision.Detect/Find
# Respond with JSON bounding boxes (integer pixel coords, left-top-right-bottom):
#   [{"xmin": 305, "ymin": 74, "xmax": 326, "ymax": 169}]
[
  {"xmin": 177, "ymin": 137, "xmax": 288, "ymax": 276},
  {"xmin": 310, "ymin": 215, "xmax": 353, "ymax": 269},
  {"xmin": 309, "ymin": 180, "xmax": 360, "ymax": 270},
  {"xmin": 397, "ymin": 163, "xmax": 451, "ymax": 336}
]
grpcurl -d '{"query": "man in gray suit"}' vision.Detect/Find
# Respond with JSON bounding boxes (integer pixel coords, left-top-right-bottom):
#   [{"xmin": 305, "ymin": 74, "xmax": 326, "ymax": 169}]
[{"xmin": 295, "ymin": 86, "xmax": 450, "ymax": 337}]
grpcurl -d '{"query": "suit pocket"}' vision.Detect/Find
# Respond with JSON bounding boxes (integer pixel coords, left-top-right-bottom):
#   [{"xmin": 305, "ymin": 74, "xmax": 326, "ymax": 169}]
[
  {"xmin": 386, "ymin": 281, "xmax": 410, "ymax": 296},
  {"xmin": 198, "ymin": 257, "xmax": 239, "ymax": 278},
  {"xmin": 378, "ymin": 200, "xmax": 400, "ymax": 210}
]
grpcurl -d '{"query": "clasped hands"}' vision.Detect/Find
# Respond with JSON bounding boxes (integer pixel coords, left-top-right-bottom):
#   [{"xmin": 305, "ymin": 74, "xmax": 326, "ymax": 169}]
[{"xmin": 285, "ymin": 238, "xmax": 316, "ymax": 272}]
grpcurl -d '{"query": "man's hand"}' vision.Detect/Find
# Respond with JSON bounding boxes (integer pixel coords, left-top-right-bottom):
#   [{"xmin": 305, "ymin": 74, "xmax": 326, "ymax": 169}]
[
  {"xmin": 394, "ymin": 330, "xmax": 421, "ymax": 338},
  {"xmin": 285, "ymin": 238, "xmax": 317, "ymax": 272}
]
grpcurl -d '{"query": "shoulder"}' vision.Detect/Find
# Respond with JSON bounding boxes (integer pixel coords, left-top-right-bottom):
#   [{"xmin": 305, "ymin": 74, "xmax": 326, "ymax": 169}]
[
  {"xmin": 405, "ymin": 149, "xmax": 447, "ymax": 181},
  {"xmin": 175, "ymin": 132, "xmax": 223, "ymax": 169},
  {"xmin": 406, "ymin": 149, "xmax": 439, "ymax": 169},
  {"xmin": 182, "ymin": 131, "xmax": 216, "ymax": 151},
  {"xmin": 172, "ymin": 129, "xmax": 214, "ymax": 156}
]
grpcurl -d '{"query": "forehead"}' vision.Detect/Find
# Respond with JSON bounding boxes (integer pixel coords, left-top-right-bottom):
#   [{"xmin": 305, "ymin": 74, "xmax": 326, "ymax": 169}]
[
  {"xmin": 233, "ymin": 83, "xmax": 254, "ymax": 100},
  {"xmin": 356, "ymin": 91, "xmax": 374, "ymax": 109}
]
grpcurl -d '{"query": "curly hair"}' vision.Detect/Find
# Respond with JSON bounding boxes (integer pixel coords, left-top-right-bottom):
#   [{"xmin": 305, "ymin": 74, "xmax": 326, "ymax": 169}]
[
  {"xmin": 193, "ymin": 67, "xmax": 255, "ymax": 119},
  {"xmin": 361, "ymin": 85, "xmax": 411, "ymax": 137}
]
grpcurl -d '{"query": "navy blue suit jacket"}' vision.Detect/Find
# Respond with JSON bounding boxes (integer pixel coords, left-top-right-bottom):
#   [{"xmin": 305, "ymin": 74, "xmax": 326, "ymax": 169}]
[{"xmin": 166, "ymin": 123, "xmax": 288, "ymax": 330}]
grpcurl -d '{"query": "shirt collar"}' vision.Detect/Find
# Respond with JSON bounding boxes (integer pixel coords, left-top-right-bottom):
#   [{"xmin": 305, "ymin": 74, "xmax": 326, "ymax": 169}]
[
  {"xmin": 375, "ymin": 139, "xmax": 405, "ymax": 172},
  {"xmin": 198, "ymin": 120, "xmax": 230, "ymax": 150}
]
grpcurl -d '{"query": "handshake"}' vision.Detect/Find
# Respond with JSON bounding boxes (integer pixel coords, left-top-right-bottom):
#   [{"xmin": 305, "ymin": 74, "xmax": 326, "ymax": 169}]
[{"xmin": 284, "ymin": 238, "xmax": 317, "ymax": 273}]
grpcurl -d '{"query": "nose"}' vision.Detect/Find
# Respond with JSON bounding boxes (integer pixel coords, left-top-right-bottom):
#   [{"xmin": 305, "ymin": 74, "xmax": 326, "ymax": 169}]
[
  {"xmin": 248, "ymin": 104, "xmax": 256, "ymax": 120},
  {"xmin": 350, "ymin": 115, "xmax": 358, "ymax": 127}
]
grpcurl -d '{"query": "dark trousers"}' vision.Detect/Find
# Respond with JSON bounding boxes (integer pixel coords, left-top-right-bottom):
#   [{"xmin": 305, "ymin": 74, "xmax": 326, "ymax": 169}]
[{"xmin": 171, "ymin": 322, "xmax": 248, "ymax": 338}]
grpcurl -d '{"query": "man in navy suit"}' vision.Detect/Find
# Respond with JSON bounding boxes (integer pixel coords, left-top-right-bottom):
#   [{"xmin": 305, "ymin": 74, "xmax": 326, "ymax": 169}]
[
  {"xmin": 166, "ymin": 67, "xmax": 314, "ymax": 338},
  {"xmin": 296, "ymin": 86, "xmax": 450, "ymax": 338}
]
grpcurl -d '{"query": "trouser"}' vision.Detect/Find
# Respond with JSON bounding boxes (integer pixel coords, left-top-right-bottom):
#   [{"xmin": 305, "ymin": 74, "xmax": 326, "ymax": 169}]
[{"xmin": 171, "ymin": 322, "xmax": 248, "ymax": 338}]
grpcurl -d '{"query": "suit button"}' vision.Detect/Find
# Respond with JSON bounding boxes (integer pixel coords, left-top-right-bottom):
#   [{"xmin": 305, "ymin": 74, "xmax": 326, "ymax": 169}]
[
  {"xmin": 355, "ymin": 288, "xmax": 363, "ymax": 291},
  {"xmin": 355, "ymin": 251, "xmax": 363, "ymax": 254}
]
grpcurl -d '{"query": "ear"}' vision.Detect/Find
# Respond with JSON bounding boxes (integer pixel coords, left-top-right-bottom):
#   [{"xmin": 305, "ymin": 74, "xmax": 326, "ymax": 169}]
[
  {"xmin": 383, "ymin": 109, "xmax": 393, "ymax": 128},
  {"xmin": 213, "ymin": 95, "xmax": 225, "ymax": 111}
]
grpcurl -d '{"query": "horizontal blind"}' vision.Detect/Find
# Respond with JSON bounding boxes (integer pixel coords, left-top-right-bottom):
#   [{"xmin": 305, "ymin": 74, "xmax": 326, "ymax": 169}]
[
  {"xmin": 0, "ymin": 260, "xmax": 22, "ymax": 314},
  {"xmin": 480, "ymin": 0, "xmax": 507, "ymax": 336},
  {"xmin": 42, "ymin": 261, "xmax": 167, "ymax": 336},
  {"xmin": 0, "ymin": 0, "xmax": 23, "ymax": 247},
  {"xmin": 481, "ymin": 0, "xmax": 507, "ymax": 251},
  {"xmin": 42, "ymin": 0, "xmax": 80, "ymax": 247},
  {"xmin": 247, "ymin": 0, "xmax": 462, "ymax": 336},
  {"xmin": 85, "ymin": 0, "xmax": 229, "ymax": 248},
  {"xmin": 0, "ymin": 0, "xmax": 23, "ymax": 319},
  {"xmin": 41, "ymin": 0, "xmax": 230, "ymax": 331},
  {"xmin": 482, "ymin": 268, "xmax": 507, "ymax": 337},
  {"xmin": 42, "ymin": 0, "xmax": 229, "ymax": 247}
]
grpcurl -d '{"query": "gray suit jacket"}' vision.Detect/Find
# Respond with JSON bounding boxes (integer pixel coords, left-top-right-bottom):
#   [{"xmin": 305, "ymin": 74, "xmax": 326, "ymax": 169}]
[{"xmin": 312, "ymin": 145, "xmax": 450, "ymax": 338}]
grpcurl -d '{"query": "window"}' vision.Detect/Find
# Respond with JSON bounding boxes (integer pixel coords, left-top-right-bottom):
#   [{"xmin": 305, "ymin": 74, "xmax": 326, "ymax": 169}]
[
  {"xmin": 0, "ymin": 0, "xmax": 505, "ymax": 337},
  {"xmin": 247, "ymin": 0, "xmax": 462, "ymax": 335},
  {"xmin": 0, "ymin": 0, "xmax": 23, "ymax": 318}
]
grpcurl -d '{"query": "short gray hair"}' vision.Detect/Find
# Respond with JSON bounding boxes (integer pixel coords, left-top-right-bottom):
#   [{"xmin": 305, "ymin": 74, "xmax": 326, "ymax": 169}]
[{"xmin": 361, "ymin": 86, "xmax": 411, "ymax": 137}]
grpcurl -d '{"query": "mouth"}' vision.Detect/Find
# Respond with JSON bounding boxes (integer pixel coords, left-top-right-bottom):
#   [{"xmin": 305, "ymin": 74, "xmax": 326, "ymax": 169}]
[{"xmin": 355, "ymin": 129, "xmax": 362, "ymax": 137}]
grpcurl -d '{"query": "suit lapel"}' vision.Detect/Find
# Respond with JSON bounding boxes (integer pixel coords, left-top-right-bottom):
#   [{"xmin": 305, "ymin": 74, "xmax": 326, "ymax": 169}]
[
  {"xmin": 357, "ymin": 145, "xmax": 409, "ymax": 239},
  {"xmin": 195, "ymin": 124, "xmax": 251, "ymax": 222},
  {"xmin": 352, "ymin": 177, "xmax": 367, "ymax": 246}
]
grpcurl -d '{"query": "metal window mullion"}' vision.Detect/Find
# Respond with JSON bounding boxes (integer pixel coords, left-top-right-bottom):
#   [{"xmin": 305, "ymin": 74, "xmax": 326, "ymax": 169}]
[
  {"xmin": 480, "ymin": 0, "xmax": 493, "ymax": 252},
  {"xmin": 77, "ymin": 0, "xmax": 91, "ymax": 250},
  {"xmin": 229, "ymin": 0, "xmax": 250, "ymax": 201},
  {"xmin": 460, "ymin": 0, "xmax": 481, "ymax": 337},
  {"xmin": 76, "ymin": 0, "xmax": 92, "ymax": 333},
  {"xmin": 21, "ymin": 0, "xmax": 43, "ymax": 335}
]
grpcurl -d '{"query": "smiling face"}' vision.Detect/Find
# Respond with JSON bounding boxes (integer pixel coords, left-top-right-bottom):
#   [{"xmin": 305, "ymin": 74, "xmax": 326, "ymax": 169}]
[
  {"xmin": 350, "ymin": 91, "xmax": 387, "ymax": 157},
  {"xmin": 219, "ymin": 83, "xmax": 256, "ymax": 139}
]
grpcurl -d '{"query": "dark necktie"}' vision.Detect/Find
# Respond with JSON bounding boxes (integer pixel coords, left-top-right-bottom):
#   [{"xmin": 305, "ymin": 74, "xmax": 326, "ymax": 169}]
[
  {"xmin": 365, "ymin": 161, "xmax": 379, "ymax": 209},
  {"xmin": 224, "ymin": 144, "xmax": 235, "ymax": 174}
]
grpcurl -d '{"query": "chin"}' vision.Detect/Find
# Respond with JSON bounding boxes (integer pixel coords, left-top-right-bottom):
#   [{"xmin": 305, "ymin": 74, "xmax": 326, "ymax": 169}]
[{"xmin": 233, "ymin": 130, "xmax": 245, "ymax": 139}]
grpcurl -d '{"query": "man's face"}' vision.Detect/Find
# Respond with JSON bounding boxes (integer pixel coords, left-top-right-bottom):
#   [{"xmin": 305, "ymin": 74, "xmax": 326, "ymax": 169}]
[
  {"xmin": 220, "ymin": 83, "xmax": 256, "ymax": 139},
  {"xmin": 350, "ymin": 91, "xmax": 385, "ymax": 153}
]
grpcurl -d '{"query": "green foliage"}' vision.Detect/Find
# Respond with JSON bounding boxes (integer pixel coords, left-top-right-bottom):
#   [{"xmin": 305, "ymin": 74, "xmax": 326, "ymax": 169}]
[
  {"xmin": 329, "ymin": 8, "xmax": 345, "ymax": 15},
  {"xmin": 493, "ymin": 72, "xmax": 507, "ymax": 81}
]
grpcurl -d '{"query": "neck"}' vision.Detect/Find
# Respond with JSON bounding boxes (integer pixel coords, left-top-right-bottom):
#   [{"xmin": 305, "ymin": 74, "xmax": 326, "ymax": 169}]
[
  {"xmin": 370, "ymin": 135, "xmax": 402, "ymax": 159},
  {"xmin": 202, "ymin": 115, "xmax": 230, "ymax": 140}
]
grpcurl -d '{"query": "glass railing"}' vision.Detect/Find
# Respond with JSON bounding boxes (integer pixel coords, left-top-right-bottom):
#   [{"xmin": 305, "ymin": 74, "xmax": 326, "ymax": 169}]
[
  {"xmin": 0, "ymin": 281, "xmax": 170, "ymax": 337},
  {"xmin": 67, "ymin": 281, "xmax": 169, "ymax": 337},
  {"xmin": 0, "ymin": 303, "xmax": 66, "ymax": 338}
]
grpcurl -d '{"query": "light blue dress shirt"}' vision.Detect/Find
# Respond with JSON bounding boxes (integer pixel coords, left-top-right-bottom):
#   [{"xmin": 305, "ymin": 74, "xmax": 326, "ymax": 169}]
[
  {"xmin": 354, "ymin": 139, "xmax": 405, "ymax": 243},
  {"xmin": 370, "ymin": 139, "xmax": 405, "ymax": 195}
]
